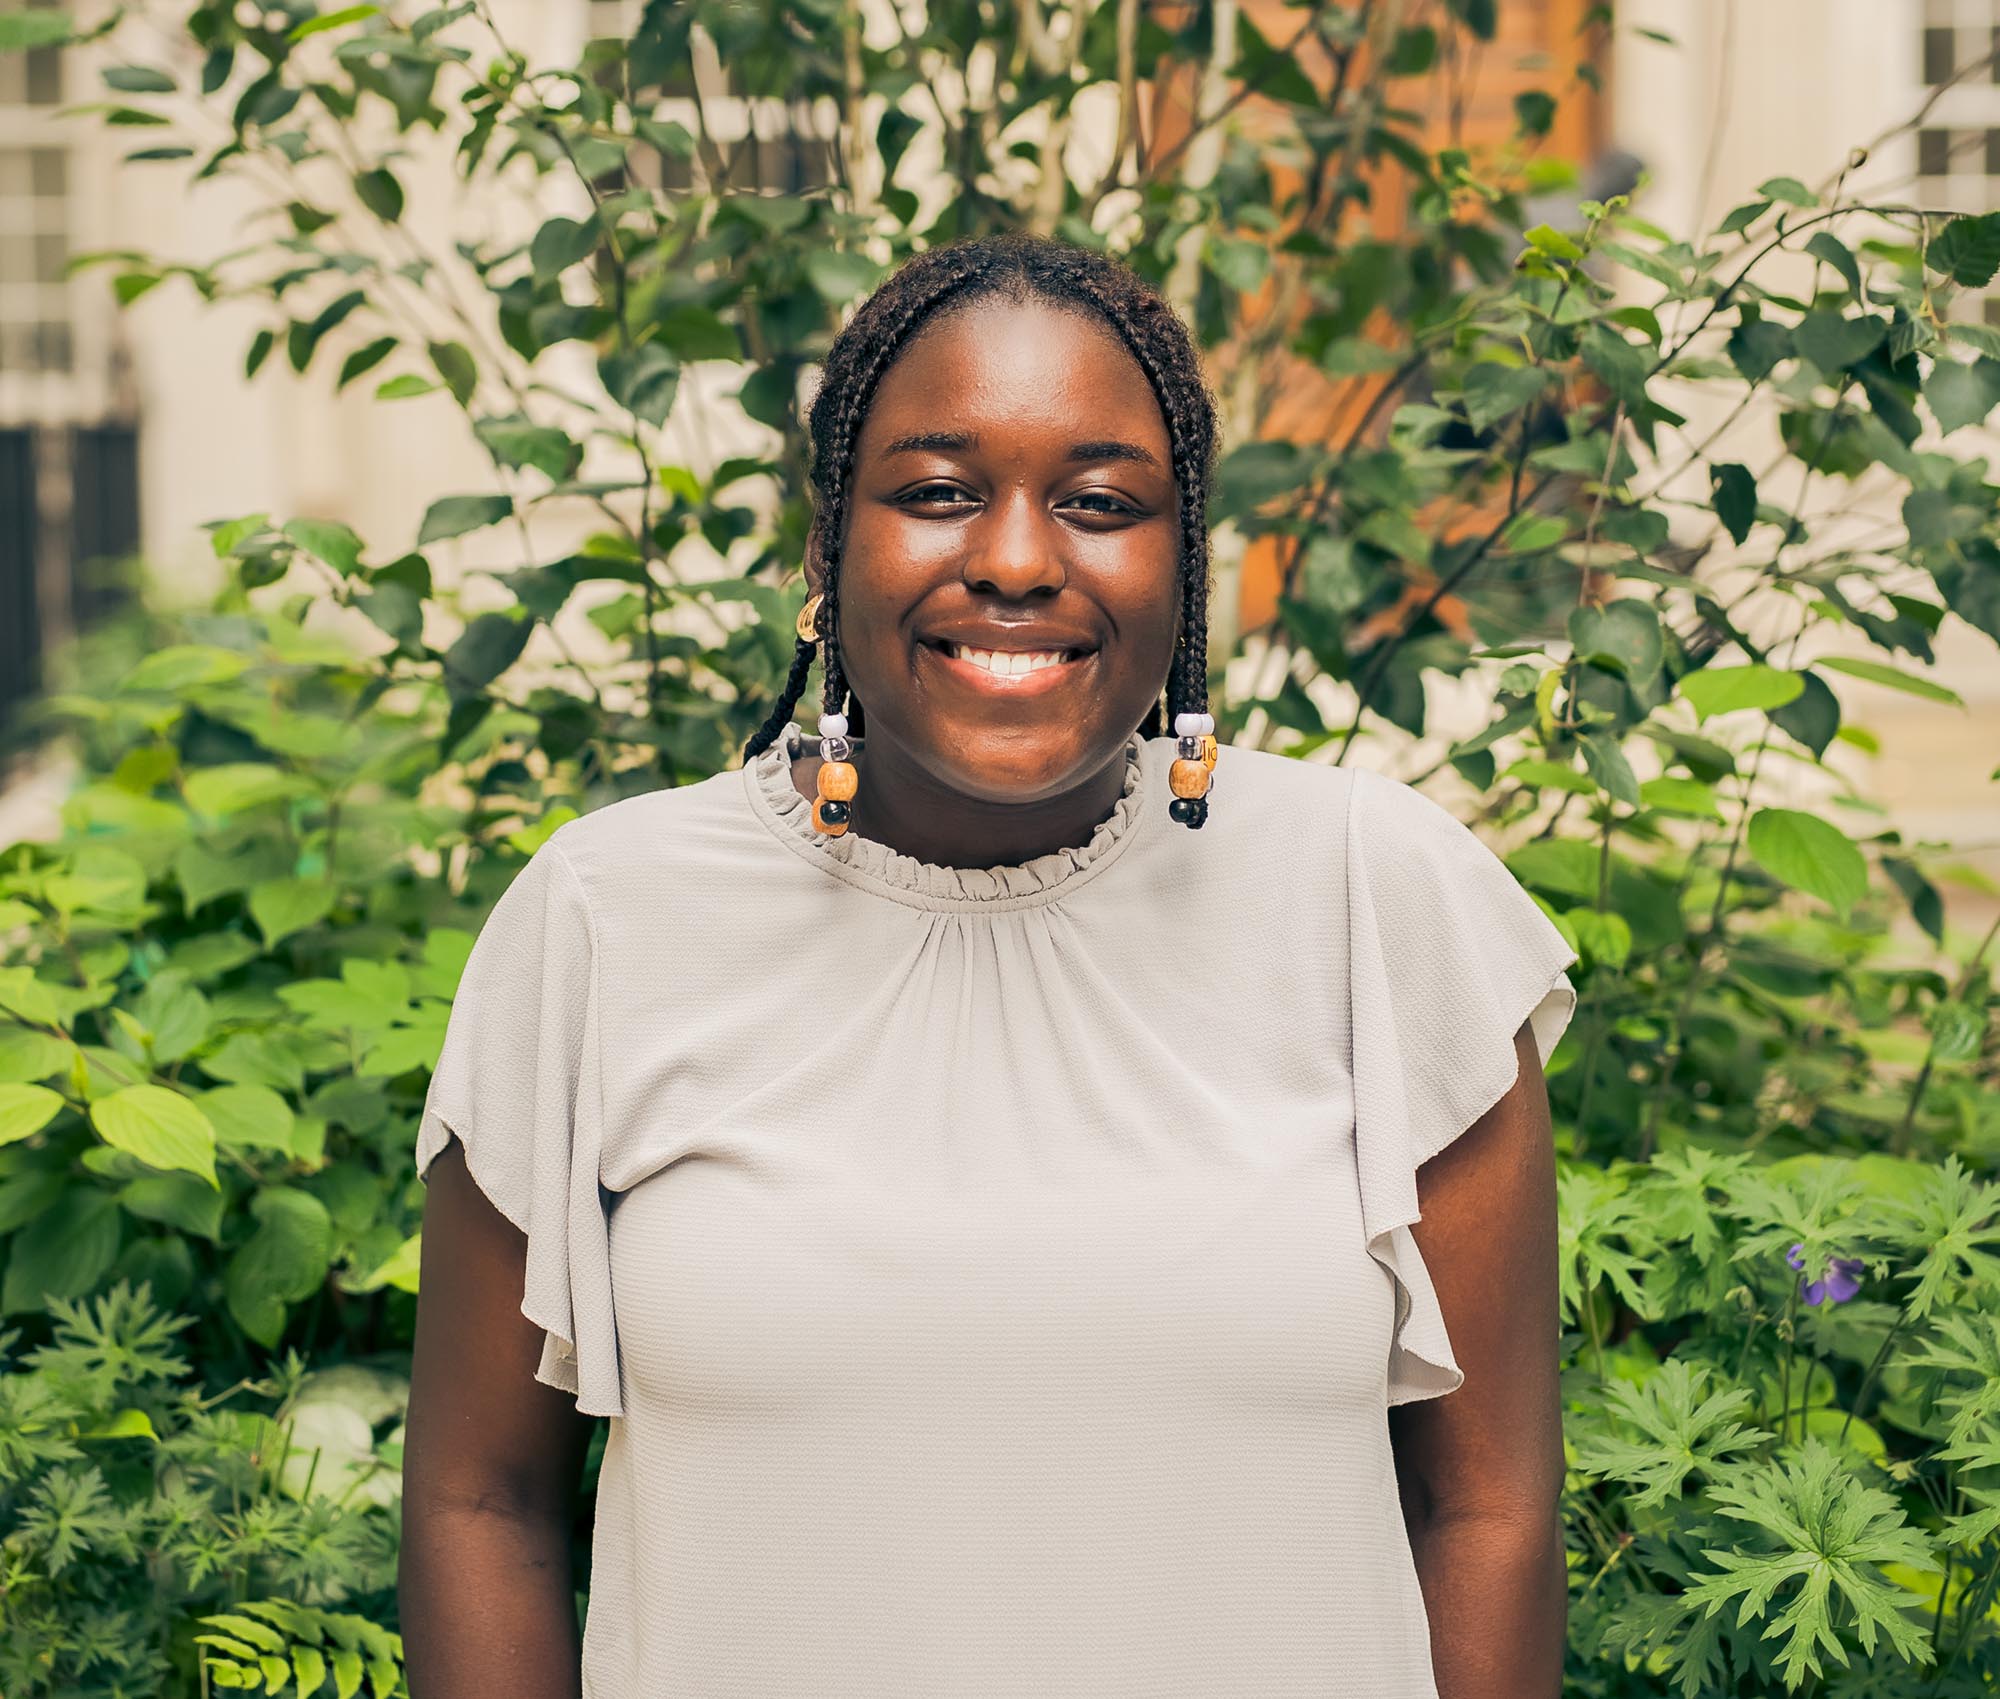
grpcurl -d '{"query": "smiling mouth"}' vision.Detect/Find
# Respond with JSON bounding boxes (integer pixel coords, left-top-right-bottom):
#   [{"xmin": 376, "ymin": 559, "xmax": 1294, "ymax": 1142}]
[{"xmin": 920, "ymin": 639, "xmax": 1096, "ymax": 691}]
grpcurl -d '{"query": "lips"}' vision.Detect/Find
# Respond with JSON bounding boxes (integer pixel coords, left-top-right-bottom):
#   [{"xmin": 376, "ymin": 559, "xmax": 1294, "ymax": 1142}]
[
  {"xmin": 918, "ymin": 634, "xmax": 1097, "ymax": 695},
  {"xmin": 945, "ymin": 643, "xmax": 1078, "ymax": 676}
]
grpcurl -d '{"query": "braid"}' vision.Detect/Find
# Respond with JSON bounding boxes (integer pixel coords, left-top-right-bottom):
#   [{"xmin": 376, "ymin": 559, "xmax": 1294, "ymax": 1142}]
[
  {"xmin": 742, "ymin": 233, "xmax": 1219, "ymax": 766},
  {"xmin": 743, "ymin": 635, "xmax": 817, "ymax": 760}
]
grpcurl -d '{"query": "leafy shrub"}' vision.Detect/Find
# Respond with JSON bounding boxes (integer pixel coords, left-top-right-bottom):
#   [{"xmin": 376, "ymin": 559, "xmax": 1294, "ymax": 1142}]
[{"xmin": 3, "ymin": 2, "xmax": 1999, "ymax": 1694}]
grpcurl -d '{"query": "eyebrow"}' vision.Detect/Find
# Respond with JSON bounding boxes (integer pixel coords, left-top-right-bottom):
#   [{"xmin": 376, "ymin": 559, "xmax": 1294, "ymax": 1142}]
[{"xmin": 879, "ymin": 430, "xmax": 1163, "ymax": 470}]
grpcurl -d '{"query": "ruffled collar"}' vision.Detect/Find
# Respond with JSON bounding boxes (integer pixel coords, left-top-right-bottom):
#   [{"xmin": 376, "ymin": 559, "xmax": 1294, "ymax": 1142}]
[{"xmin": 743, "ymin": 724, "xmax": 1151, "ymax": 911}]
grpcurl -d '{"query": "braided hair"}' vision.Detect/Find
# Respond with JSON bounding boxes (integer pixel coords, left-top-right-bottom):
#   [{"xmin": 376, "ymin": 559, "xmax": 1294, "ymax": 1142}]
[{"xmin": 743, "ymin": 233, "xmax": 1219, "ymax": 761}]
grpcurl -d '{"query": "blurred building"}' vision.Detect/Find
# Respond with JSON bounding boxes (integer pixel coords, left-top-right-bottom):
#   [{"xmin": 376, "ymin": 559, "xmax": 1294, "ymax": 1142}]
[{"xmin": 1, "ymin": 0, "xmax": 1995, "ymax": 924}]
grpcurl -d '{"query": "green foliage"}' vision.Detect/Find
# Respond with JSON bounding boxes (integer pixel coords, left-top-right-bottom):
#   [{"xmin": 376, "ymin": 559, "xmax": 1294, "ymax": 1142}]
[{"xmin": 6, "ymin": 0, "xmax": 2000, "ymax": 1694}]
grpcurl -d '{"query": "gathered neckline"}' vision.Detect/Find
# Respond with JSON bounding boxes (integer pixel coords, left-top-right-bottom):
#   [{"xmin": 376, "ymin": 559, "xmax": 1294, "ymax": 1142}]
[{"xmin": 742, "ymin": 724, "xmax": 1152, "ymax": 912}]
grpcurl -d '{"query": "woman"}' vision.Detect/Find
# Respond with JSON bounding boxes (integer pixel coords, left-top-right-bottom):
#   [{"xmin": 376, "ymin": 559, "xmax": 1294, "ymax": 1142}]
[{"xmin": 399, "ymin": 234, "xmax": 1578, "ymax": 1699}]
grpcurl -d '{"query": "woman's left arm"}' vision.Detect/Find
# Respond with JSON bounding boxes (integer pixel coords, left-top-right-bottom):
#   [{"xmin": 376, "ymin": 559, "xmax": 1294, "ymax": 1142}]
[{"xmin": 1389, "ymin": 1018, "xmax": 1566, "ymax": 1699}]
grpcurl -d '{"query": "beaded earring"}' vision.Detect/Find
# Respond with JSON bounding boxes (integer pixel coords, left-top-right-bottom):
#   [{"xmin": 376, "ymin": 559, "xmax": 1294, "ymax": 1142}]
[
  {"xmin": 812, "ymin": 712, "xmax": 857, "ymax": 836},
  {"xmin": 1168, "ymin": 711, "xmax": 1218, "ymax": 829}
]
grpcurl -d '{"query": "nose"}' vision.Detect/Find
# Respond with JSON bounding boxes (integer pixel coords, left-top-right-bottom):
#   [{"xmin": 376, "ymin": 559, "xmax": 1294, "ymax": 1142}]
[{"xmin": 962, "ymin": 487, "xmax": 1065, "ymax": 599}]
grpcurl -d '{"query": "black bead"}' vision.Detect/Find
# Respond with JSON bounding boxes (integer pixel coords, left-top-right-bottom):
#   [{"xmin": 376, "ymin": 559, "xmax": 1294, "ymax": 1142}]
[
  {"xmin": 819, "ymin": 799, "xmax": 851, "ymax": 826},
  {"xmin": 1169, "ymin": 796, "xmax": 1199, "ymax": 826},
  {"xmin": 1188, "ymin": 797, "xmax": 1209, "ymax": 829}
]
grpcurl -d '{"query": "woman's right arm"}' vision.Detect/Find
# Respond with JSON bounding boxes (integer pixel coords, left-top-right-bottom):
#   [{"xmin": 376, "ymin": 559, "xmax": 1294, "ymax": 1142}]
[{"xmin": 400, "ymin": 1136, "xmax": 599, "ymax": 1699}]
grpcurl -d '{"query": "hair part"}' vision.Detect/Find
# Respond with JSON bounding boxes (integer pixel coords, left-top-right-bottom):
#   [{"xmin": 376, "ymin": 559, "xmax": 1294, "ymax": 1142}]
[{"xmin": 744, "ymin": 232, "xmax": 1219, "ymax": 761}]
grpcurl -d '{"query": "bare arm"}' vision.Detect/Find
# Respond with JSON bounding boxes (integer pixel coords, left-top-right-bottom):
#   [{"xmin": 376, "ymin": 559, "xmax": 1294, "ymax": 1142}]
[
  {"xmin": 400, "ymin": 1137, "xmax": 599, "ymax": 1699},
  {"xmin": 1389, "ymin": 1020, "xmax": 1566, "ymax": 1699}
]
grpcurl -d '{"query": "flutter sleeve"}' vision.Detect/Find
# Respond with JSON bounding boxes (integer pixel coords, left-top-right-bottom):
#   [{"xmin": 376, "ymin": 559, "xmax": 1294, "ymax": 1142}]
[
  {"xmin": 1344, "ymin": 765, "xmax": 1579, "ymax": 1406},
  {"xmin": 415, "ymin": 828, "xmax": 621, "ymax": 1418}
]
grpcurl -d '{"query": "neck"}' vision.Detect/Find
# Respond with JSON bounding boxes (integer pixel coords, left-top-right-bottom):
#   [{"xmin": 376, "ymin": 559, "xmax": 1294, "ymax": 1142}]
[{"xmin": 793, "ymin": 736, "xmax": 1133, "ymax": 869}]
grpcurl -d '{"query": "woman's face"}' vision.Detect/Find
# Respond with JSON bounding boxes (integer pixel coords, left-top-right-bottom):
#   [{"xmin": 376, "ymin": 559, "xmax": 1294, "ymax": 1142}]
[{"xmin": 822, "ymin": 294, "xmax": 1181, "ymax": 807}]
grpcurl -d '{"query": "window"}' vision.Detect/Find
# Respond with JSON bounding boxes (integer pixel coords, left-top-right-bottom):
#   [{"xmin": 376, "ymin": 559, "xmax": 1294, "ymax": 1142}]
[
  {"xmin": 1916, "ymin": 0, "xmax": 2000, "ymax": 324},
  {"xmin": 0, "ymin": 24, "xmax": 71, "ymax": 378}
]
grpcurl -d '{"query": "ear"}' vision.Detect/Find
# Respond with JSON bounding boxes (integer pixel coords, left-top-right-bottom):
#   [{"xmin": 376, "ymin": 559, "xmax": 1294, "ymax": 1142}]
[{"xmin": 803, "ymin": 514, "xmax": 829, "ymax": 600}]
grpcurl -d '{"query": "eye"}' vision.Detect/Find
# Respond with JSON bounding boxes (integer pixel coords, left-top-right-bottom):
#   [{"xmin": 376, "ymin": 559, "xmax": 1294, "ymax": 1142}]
[
  {"xmin": 1062, "ymin": 490, "xmax": 1141, "ymax": 518},
  {"xmin": 897, "ymin": 481, "xmax": 977, "ymax": 507}
]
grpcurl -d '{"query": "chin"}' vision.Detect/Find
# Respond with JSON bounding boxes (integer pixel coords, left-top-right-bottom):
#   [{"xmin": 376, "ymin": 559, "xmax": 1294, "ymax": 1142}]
[{"xmin": 916, "ymin": 726, "xmax": 1104, "ymax": 807}]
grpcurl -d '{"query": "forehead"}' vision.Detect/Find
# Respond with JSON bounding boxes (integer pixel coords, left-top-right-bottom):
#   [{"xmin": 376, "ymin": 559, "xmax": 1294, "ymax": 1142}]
[{"xmin": 855, "ymin": 295, "xmax": 1170, "ymax": 459}]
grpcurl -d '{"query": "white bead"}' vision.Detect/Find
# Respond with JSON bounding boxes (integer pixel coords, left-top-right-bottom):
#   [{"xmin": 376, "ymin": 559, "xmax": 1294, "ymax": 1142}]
[
  {"xmin": 1173, "ymin": 711, "xmax": 1215, "ymax": 738},
  {"xmin": 818, "ymin": 712, "xmax": 849, "ymax": 739}
]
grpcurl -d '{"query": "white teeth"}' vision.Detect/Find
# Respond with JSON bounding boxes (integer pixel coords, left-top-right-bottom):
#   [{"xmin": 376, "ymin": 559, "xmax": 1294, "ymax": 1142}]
[{"xmin": 948, "ymin": 645, "xmax": 1071, "ymax": 675}]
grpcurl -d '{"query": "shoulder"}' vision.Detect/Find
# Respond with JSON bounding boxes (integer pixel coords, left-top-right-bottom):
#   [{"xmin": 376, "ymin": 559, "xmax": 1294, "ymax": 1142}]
[
  {"xmin": 1169, "ymin": 740, "xmax": 1474, "ymax": 857},
  {"xmin": 547, "ymin": 762, "xmax": 755, "ymax": 865},
  {"xmin": 1169, "ymin": 738, "xmax": 1355, "ymax": 836},
  {"xmin": 536, "ymin": 762, "xmax": 770, "ymax": 920}
]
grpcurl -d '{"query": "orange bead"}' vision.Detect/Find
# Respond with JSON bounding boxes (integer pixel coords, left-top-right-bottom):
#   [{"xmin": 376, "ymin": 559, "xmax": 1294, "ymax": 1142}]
[
  {"xmin": 1199, "ymin": 734, "xmax": 1218, "ymax": 770},
  {"xmin": 812, "ymin": 799, "xmax": 850, "ymax": 836},
  {"xmin": 1169, "ymin": 758, "xmax": 1210, "ymax": 799},
  {"xmin": 817, "ymin": 759, "xmax": 858, "ymax": 801}
]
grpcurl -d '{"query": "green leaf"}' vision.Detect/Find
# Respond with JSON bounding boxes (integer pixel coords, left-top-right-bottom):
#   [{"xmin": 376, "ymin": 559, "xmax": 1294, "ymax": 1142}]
[
  {"xmin": 0, "ymin": 1081, "xmax": 64, "ymax": 1147},
  {"xmin": 1, "ymin": 1191, "xmax": 119, "ymax": 1313},
  {"xmin": 1677, "ymin": 664, "xmax": 1804, "ymax": 721},
  {"xmin": 1386, "ymin": 25, "xmax": 1436, "ymax": 75},
  {"xmin": 1513, "ymin": 90, "xmax": 1555, "ymax": 137},
  {"xmin": 1717, "ymin": 198, "xmax": 1771, "ymax": 236},
  {"xmin": 1205, "ymin": 235, "xmax": 1270, "ymax": 294},
  {"xmin": 354, "ymin": 166, "xmax": 403, "ymax": 222},
  {"xmin": 1711, "ymin": 462, "xmax": 1757, "ymax": 545},
  {"xmin": 374, "ymin": 373, "xmax": 438, "ymax": 400},
  {"xmin": 1684, "ymin": 1442, "xmax": 1935, "ymax": 1689},
  {"xmin": 90, "ymin": 1083, "xmax": 219, "ymax": 1185},
  {"xmin": 102, "ymin": 64, "xmax": 176, "ymax": 93},
  {"xmin": 1460, "ymin": 362, "xmax": 1549, "ymax": 431},
  {"xmin": 1804, "ymin": 231, "xmax": 1861, "ymax": 297},
  {"xmin": 118, "ymin": 1172, "xmax": 226, "ymax": 1240},
  {"xmin": 599, "ymin": 341, "xmax": 679, "ymax": 427},
  {"xmin": 1639, "ymin": 775, "xmax": 1721, "ymax": 819},
  {"xmin": 1728, "ymin": 316, "xmax": 1790, "ymax": 383},
  {"xmin": 336, "ymin": 336, "xmax": 396, "ymax": 390},
  {"xmin": 1927, "ymin": 213, "xmax": 2000, "ymax": 288},
  {"xmin": 1746, "ymin": 807, "xmax": 1868, "ymax": 918},
  {"xmin": 1525, "ymin": 222, "xmax": 1583, "ymax": 261},
  {"xmin": 199, "ymin": 1083, "xmax": 298, "ymax": 1155},
  {"xmin": 282, "ymin": 518, "xmax": 363, "ymax": 576},
  {"xmin": 290, "ymin": 4, "xmax": 380, "ymax": 40},
  {"xmin": 1816, "ymin": 654, "xmax": 1964, "ymax": 705},
  {"xmin": 1756, "ymin": 175, "xmax": 1815, "ymax": 207},
  {"xmin": 417, "ymin": 493, "xmax": 512, "ymax": 545},
  {"xmin": 428, "ymin": 339, "xmax": 476, "ymax": 405},
  {"xmin": 1444, "ymin": 0, "xmax": 1496, "ymax": 39},
  {"xmin": 1573, "ymin": 1360, "xmax": 1767, "ymax": 1508},
  {"xmin": 1580, "ymin": 732, "xmax": 1641, "ymax": 807},
  {"xmin": 803, "ymin": 247, "xmax": 883, "ymax": 303},
  {"xmin": 442, "ymin": 611, "xmax": 532, "ymax": 695},
  {"xmin": 249, "ymin": 877, "xmax": 335, "ymax": 947},
  {"xmin": 293, "ymin": 1647, "xmax": 329, "ymax": 1694},
  {"xmin": 475, "ymin": 417, "xmax": 579, "ymax": 481},
  {"xmin": 0, "ymin": 11, "xmax": 73, "ymax": 49},
  {"xmin": 655, "ymin": 305, "xmax": 741, "ymax": 363},
  {"xmin": 224, "ymin": 1187, "xmax": 335, "ymax": 1346},
  {"xmin": 350, "ymin": 1231, "xmax": 422, "ymax": 1293},
  {"xmin": 1925, "ymin": 356, "xmax": 2000, "ymax": 434},
  {"xmin": 1568, "ymin": 599, "xmax": 1663, "ymax": 680},
  {"xmin": 530, "ymin": 214, "xmax": 597, "ymax": 280},
  {"xmin": 1793, "ymin": 311, "xmax": 1886, "ymax": 376}
]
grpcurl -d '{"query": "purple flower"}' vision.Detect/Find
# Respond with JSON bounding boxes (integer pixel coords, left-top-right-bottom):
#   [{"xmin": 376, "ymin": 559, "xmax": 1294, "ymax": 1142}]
[{"xmin": 1787, "ymin": 1242, "xmax": 1865, "ymax": 1306}]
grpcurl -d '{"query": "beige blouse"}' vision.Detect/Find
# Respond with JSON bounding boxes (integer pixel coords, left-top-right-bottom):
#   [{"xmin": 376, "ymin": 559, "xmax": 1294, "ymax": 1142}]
[{"xmin": 415, "ymin": 728, "xmax": 1578, "ymax": 1698}]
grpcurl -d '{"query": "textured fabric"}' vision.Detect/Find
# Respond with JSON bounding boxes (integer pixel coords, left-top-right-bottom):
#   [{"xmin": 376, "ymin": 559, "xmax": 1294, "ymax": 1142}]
[{"xmin": 415, "ymin": 730, "xmax": 1578, "ymax": 1698}]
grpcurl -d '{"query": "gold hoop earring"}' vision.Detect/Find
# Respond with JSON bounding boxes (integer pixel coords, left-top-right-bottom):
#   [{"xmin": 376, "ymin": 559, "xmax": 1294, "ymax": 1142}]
[{"xmin": 796, "ymin": 591, "xmax": 824, "ymax": 644}]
